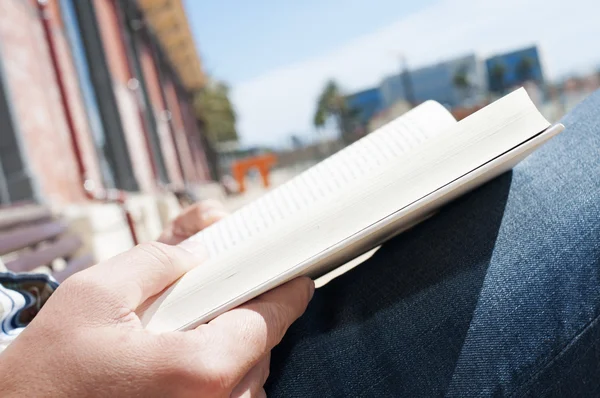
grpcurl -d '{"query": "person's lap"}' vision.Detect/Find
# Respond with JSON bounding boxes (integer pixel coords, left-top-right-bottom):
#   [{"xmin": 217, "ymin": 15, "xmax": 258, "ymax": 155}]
[{"xmin": 266, "ymin": 91, "xmax": 600, "ymax": 397}]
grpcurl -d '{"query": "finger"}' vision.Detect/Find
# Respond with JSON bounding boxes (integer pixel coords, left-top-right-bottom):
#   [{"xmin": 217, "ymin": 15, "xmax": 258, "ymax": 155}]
[
  {"xmin": 176, "ymin": 200, "xmax": 228, "ymax": 237},
  {"xmin": 230, "ymin": 353, "xmax": 271, "ymax": 398},
  {"xmin": 80, "ymin": 242, "xmax": 206, "ymax": 309},
  {"xmin": 158, "ymin": 200, "xmax": 229, "ymax": 245},
  {"xmin": 202, "ymin": 277, "xmax": 314, "ymax": 376}
]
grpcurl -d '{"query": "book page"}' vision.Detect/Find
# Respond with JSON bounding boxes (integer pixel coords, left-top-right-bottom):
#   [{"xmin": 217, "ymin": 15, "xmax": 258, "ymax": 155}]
[
  {"xmin": 191, "ymin": 101, "xmax": 456, "ymax": 258},
  {"xmin": 139, "ymin": 89, "xmax": 551, "ymax": 333}
]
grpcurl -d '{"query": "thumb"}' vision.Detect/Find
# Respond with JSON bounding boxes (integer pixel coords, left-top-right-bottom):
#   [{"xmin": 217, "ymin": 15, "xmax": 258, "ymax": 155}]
[{"xmin": 81, "ymin": 242, "xmax": 206, "ymax": 309}]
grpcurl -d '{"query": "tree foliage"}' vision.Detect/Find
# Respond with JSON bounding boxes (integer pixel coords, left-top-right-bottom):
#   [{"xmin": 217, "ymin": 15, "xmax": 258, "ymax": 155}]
[
  {"xmin": 515, "ymin": 56, "xmax": 535, "ymax": 83},
  {"xmin": 453, "ymin": 65, "xmax": 470, "ymax": 91},
  {"xmin": 193, "ymin": 81, "xmax": 238, "ymax": 144},
  {"xmin": 313, "ymin": 80, "xmax": 357, "ymax": 143},
  {"xmin": 489, "ymin": 63, "xmax": 507, "ymax": 94},
  {"xmin": 290, "ymin": 134, "xmax": 303, "ymax": 149},
  {"xmin": 453, "ymin": 64, "xmax": 472, "ymax": 102}
]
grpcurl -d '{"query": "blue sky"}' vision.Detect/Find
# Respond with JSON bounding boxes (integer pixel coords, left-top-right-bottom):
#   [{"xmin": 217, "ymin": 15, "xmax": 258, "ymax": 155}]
[
  {"xmin": 184, "ymin": 0, "xmax": 600, "ymax": 147},
  {"xmin": 184, "ymin": 0, "xmax": 435, "ymax": 85}
]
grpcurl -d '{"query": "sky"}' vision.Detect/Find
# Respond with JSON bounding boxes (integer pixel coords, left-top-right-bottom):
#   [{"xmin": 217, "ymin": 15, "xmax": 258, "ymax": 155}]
[{"xmin": 185, "ymin": 0, "xmax": 600, "ymax": 147}]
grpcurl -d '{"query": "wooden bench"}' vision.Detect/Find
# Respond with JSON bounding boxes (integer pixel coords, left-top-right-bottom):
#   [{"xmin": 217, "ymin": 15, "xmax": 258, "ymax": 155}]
[{"xmin": 0, "ymin": 205, "xmax": 95, "ymax": 282}]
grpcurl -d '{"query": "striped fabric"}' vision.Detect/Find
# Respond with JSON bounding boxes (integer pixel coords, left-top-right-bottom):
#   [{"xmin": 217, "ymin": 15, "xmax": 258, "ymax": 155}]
[{"xmin": 0, "ymin": 270, "xmax": 58, "ymax": 352}]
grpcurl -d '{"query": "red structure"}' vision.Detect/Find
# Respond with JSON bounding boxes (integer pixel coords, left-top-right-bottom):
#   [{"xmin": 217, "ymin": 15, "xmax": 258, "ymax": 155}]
[{"xmin": 231, "ymin": 154, "xmax": 278, "ymax": 193}]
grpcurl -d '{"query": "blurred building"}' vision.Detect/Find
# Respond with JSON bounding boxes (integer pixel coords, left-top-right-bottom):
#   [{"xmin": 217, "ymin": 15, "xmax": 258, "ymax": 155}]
[
  {"xmin": 345, "ymin": 87, "xmax": 384, "ymax": 128},
  {"xmin": 485, "ymin": 46, "xmax": 545, "ymax": 94},
  {"xmin": 380, "ymin": 53, "xmax": 487, "ymax": 109},
  {"xmin": 367, "ymin": 99, "xmax": 412, "ymax": 133},
  {"xmin": 0, "ymin": 0, "xmax": 212, "ymax": 206},
  {"xmin": 0, "ymin": 0, "xmax": 218, "ymax": 260}
]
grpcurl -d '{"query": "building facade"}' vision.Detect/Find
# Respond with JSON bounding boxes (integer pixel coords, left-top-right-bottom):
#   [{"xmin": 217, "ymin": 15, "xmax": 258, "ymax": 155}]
[
  {"xmin": 485, "ymin": 46, "xmax": 545, "ymax": 94},
  {"xmin": 345, "ymin": 87, "xmax": 384, "ymax": 128},
  {"xmin": 0, "ymin": 0, "xmax": 212, "ymax": 206},
  {"xmin": 380, "ymin": 53, "xmax": 487, "ymax": 109}
]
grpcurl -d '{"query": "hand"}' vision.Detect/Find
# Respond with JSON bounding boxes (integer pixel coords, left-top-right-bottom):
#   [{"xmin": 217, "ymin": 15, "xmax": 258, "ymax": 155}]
[
  {"xmin": 158, "ymin": 199, "xmax": 230, "ymax": 245},
  {"xmin": 0, "ymin": 202, "xmax": 314, "ymax": 397}
]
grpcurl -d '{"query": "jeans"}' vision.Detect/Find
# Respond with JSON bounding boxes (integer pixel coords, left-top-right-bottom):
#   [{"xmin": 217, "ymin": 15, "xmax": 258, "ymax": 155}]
[{"xmin": 266, "ymin": 91, "xmax": 600, "ymax": 397}]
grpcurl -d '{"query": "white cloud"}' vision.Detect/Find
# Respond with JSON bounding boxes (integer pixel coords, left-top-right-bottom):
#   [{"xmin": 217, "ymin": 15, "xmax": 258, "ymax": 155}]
[{"xmin": 232, "ymin": 0, "xmax": 600, "ymax": 147}]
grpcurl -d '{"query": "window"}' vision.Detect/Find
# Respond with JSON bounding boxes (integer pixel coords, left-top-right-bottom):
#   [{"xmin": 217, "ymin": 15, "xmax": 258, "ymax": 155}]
[
  {"xmin": 59, "ymin": 0, "xmax": 138, "ymax": 191},
  {"xmin": 117, "ymin": 0, "xmax": 170, "ymax": 184},
  {"xmin": 60, "ymin": 0, "xmax": 116, "ymax": 188},
  {"xmin": 0, "ymin": 56, "xmax": 37, "ymax": 205}
]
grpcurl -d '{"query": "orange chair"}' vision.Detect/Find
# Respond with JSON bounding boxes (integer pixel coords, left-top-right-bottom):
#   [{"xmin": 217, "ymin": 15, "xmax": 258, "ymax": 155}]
[{"xmin": 231, "ymin": 154, "xmax": 277, "ymax": 193}]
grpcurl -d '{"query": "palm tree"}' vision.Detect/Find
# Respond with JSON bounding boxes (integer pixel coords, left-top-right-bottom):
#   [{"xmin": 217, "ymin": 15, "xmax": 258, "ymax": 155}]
[
  {"xmin": 313, "ymin": 80, "xmax": 356, "ymax": 144},
  {"xmin": 453, "ymin": 64, "xmax": 471, "ymax": 104},
  {"xmin": 193, "ymin": 80, "xmax": 238, "ymax": 144},
  {"xmin": 515, "ymin": 56, "xmax": 535, "ymax": 84},
  {"xmin": 290, "ymin": 134, "xmax": 303, "ymax": 149},
  {"xmin": 489, "ymin": 63, "xmax": 506, "ymax": 94}
]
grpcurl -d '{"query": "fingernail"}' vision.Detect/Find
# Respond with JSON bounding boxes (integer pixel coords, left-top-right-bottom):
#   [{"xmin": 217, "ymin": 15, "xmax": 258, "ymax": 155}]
[
  {"xmin": 201, "ymin": 209, "xmax": 229, "ymax": 223},
  {"xmin": 172, "ymin": 225, "xmax": 186, "ymax": 237}
]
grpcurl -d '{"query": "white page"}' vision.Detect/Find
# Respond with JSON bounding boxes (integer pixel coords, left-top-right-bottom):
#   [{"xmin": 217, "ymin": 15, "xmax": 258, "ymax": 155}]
[{"xmin": 192, "ymin": 101, "xmax": 456, "ymax": 259}]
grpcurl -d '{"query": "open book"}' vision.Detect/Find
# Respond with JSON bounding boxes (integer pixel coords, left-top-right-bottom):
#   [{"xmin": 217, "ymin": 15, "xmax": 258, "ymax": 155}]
[{"xmin": 139, "ymin": 88, "xmax": 564, "ymax": 332}]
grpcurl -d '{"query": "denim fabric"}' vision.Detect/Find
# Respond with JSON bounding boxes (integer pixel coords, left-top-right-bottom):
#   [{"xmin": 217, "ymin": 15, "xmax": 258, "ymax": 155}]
[{"xmin": 266, "ymin": 91, "xmax": 600, "ymax": 397}]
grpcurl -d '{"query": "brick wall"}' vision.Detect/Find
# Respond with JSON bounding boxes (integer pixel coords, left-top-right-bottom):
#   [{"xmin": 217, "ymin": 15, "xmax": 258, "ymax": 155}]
[
  {"xmin": 177, "ymin": 93, "xmax": 212, "ymax": 181},
  {"xmin": 0, "ymin": 0, "xmax": 102, "ymax": 204},
  {"xmin": 0, "ymin": 0, "xmax": 212, "ymax": 206},
  {"xmin": 163, "ymin": 76, "xmax": 198, "ymax": 182},
  {"xmin": 93, "ymin": 0, "xmax": 156, "ymax": 193},
  {"xmin": 138, "ymin": 40, "xmax": 184, "ymax": 186}
]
